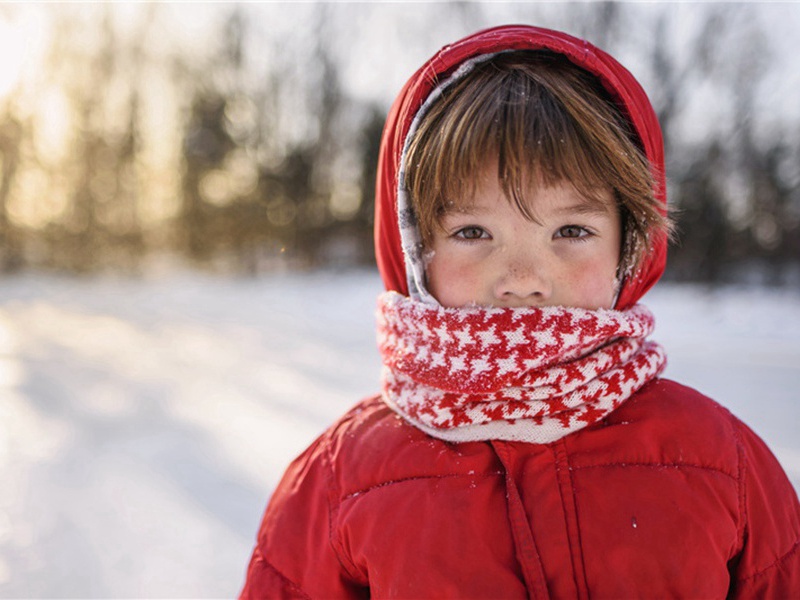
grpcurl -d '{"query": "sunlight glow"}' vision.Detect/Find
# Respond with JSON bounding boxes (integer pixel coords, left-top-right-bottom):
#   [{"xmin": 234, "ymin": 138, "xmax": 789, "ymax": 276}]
[
  {"xmin": 0, "ymin": 16, "xmax": 32, "ymax": 100},
  {"xmin": 0, "ymin": 22, "xmax": 24, "ymax": 99},
  {"xmin": 33, "ymin": 88, "xmax": 72, "ymax": 162}
]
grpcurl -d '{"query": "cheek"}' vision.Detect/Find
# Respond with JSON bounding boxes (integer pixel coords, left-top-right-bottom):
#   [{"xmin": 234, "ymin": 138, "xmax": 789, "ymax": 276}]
[
  {"xmin": 426, "ymin": 250, "xmax": 483, "ymax": 307},
  {"xmin": 568, "ymin": 254, "xmax": 620, "ymax": 309}
]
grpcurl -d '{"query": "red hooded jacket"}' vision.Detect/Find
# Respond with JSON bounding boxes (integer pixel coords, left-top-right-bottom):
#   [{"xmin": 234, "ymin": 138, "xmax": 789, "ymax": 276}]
[{"xmin": 241, "ymin": 25, "xmax": 800, "ymax": 598}]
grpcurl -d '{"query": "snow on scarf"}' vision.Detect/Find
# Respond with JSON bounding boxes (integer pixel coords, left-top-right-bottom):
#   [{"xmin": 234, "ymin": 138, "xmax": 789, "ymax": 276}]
[{"xmin": 377, "ymin": 291, "xmax": 667, "ymax": 444}]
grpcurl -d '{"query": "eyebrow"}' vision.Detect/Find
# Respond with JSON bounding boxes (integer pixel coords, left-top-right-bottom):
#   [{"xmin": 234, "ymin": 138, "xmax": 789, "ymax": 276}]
[
  {"xmin": 444, "ymin": 199, "xmax": 613, "ymax": 217},
  {"xmin": 439, "ymin": 192, "xmax": 614, "ymax": 226},
  {"xmin": 556, "ymin": 200, "xmax": 613, "ymax": 216},
  {"xmin": 442, "ymin": 204, "xmax": 489, "ymax": 216}
]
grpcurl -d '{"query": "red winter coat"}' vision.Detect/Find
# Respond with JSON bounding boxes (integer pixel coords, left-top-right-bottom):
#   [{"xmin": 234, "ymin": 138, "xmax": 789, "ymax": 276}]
[
  {"xmin": 241, "ymin": 25, "xmax": 800, "ymax": 598},
  {"xmin": 242, "ymin": 384, "xmax": 799, "ymax": 598}
]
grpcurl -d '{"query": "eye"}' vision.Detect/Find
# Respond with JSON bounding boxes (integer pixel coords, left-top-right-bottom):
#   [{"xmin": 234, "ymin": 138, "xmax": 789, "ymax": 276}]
[
  {"xmin": 454, "ymin": 226, "xmax": 489, "ymax": 240},
  {"xmin": 556, "ymin": 225, "xmax": 590, "ymax": 239}
]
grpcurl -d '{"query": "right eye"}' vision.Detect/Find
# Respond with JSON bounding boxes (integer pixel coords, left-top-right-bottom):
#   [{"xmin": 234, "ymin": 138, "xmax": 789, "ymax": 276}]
[{"xmin": 454, "ymin": 226, "xmax": 489, "ymax": 240}]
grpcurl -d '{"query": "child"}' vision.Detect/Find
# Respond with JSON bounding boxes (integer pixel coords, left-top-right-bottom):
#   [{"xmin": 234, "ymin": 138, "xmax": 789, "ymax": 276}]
[{"xmin": 240, "ymin": 25, "xmax": 800, "ymax": 598}]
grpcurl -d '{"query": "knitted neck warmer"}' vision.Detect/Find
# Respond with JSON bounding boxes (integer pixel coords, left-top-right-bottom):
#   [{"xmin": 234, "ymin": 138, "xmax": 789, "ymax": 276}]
[{"xmin": 377, "ymin": 291, "xmax": 666, "ymax": 444}]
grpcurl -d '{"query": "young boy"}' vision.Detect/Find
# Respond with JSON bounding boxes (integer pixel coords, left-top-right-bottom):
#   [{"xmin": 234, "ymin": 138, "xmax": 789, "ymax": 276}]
[{"xmin": 241, "ymin": 25, "xmax": 800, "ymax": 598}]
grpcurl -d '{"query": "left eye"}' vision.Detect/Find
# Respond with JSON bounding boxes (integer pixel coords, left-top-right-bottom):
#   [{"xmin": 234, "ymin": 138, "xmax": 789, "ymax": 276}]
[
  {"xmin": 557, "ymin": 225, "xmax": 589, "ymax": 239},
  {"xmin": 455, "ymin": 226, "xmax": 489, "ymax": 240}
]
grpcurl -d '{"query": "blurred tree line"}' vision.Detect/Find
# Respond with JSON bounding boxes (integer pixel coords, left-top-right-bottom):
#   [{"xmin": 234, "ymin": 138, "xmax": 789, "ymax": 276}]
[{"xmin": 0, "ymin": 3, "xmax": 797, "ymax": 284}]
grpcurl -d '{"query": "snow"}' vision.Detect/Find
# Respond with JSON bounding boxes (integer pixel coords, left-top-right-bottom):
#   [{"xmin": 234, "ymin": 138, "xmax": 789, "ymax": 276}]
[{"xmin": 0, "ymin": 269, "xmax": 797, "ymax": 597}]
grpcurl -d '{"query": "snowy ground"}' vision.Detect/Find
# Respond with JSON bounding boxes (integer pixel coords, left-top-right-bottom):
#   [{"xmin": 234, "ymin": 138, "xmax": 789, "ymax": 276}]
[{"xmin": 0, "ymin": 269, "xmax": 797, "ymax": 598}]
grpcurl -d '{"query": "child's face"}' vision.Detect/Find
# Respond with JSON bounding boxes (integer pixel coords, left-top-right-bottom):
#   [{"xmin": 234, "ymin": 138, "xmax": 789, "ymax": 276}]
[{"xmin": 425, "ymin": 168, "xmax": 621, "ymax": 310}]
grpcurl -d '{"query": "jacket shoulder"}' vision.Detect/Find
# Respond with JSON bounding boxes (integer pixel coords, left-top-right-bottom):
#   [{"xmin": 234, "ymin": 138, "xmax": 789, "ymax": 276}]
[
  {"xmin": 572, "ymin": 378, "xmax": 800, "ymax": 595},
  {"xmin": 567, "ymin": 378, "xmax": 743, "ymax": 476},
  {"xmin": 323, "ymin": 396, "xmax": 499, "ymax": 499},
  {"xmin": 242, "ymin": 396, "xmax": 447, "ymax": 597}
]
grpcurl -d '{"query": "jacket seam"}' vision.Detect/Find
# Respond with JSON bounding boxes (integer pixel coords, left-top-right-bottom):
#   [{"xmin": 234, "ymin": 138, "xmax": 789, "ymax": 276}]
[
  {"xmin": 492, "ymin": 440, "xmax": 550, "ymax": 600},
  {"xmin": 554, "ymin": 441, "xmax": 590, "ymax": 600},
  {"xmin": 340, "ymin": 471, "xmax": 505, "ymax": 501},
  {"xmin": 257, "ymin": 557, "xmax": 313, "ymax": 600},
  {"xmin": 732, "ymin": 418, "xmax": 748, "ymax": 555},
  {"xmin": 573, "ymin": 461, "xmax": 737, "ymax": 480},
  {"xmin": 323, "ymin": 434, "xmax": 368, "ymax": 586},
  {"xmin": 736, "ymin": 538, "xmax": 800, "ymax": 584}
]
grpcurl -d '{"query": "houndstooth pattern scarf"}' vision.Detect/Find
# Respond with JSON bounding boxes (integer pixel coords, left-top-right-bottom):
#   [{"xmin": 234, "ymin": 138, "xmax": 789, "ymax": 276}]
[{"xmin": 377, "ymin": 291, "xmax": 667, "ymax": 444}]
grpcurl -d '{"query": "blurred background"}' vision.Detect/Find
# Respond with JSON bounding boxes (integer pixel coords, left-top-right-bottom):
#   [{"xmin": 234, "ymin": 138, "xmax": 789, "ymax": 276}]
[
  {"xmin": 0, "ymin": 2, "xmax": 798, "ymax": 282},
  {"xmin": 0, "ymin": 2, "xmax": 798, "ymax": 598}
]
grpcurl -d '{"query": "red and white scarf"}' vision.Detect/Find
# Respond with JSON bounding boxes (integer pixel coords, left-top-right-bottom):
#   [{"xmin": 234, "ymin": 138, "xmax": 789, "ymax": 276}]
[{"xmin": 377, "ymin": 291, "xmax": 666, "ymax": 444}]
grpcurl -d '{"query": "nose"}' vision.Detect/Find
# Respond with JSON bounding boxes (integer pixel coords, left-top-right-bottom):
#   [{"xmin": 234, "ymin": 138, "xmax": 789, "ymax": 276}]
[{"xmin": 493, "ymin": 256, "xmax": 552, "ymax": 306}]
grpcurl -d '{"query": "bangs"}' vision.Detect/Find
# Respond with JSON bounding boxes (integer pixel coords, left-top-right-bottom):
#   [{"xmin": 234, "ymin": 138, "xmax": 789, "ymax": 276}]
[
  {"xmin": 404, "ymin": 50, "xmax": 670, "ymax": 274},
  {"xmin": 441, "ymin": 67, "xmax": 615, "ymax": 220}
]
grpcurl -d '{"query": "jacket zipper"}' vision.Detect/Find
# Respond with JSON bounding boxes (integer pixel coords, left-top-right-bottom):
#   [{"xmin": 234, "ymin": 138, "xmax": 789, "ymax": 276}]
[{"xmin": 491, "ymin": 440, "xmax": 550, "ymax": 600}]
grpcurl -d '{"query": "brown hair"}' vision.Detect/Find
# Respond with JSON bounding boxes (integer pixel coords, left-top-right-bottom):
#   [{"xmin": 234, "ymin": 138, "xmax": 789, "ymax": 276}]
[{"xmin": 403, "ymin": 50, "xmax": 672, "ymax": 277}]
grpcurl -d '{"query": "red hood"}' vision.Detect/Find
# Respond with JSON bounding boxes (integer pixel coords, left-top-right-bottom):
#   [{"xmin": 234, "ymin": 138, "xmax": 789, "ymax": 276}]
[{"xmin": 373, "ymin": 24, "xmax": 667, "ymax": 310}]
